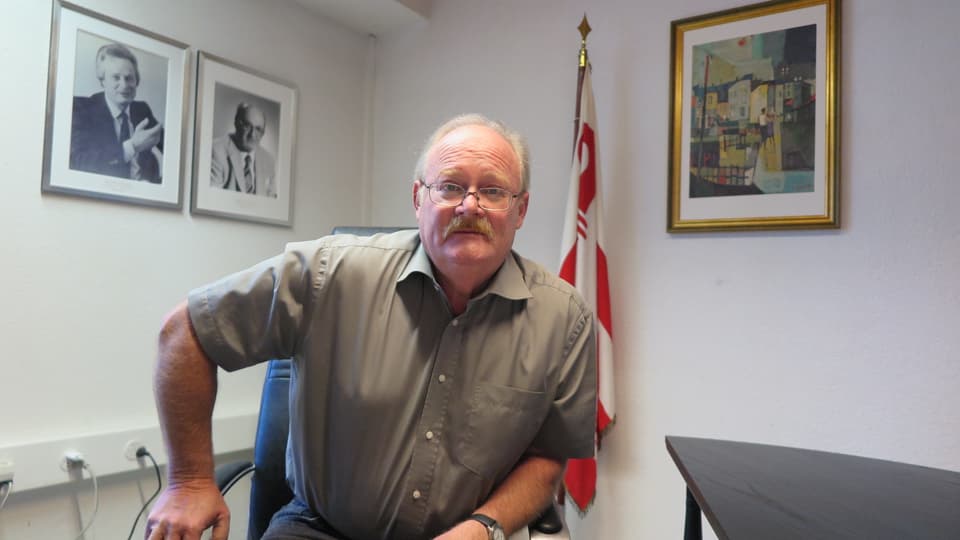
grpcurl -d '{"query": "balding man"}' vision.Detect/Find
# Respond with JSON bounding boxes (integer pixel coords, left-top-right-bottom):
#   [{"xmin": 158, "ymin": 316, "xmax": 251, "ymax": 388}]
[
  {"xmin": 210, "ymin": 102, "xmax": 277, "ymax": 197},
  {"xmin": 148, "ymin": 114, "xmax": 595, "ymax": 540},
  {"xmin": 70, "ymin": 43, "xmax": 164, "ymax": 182}
]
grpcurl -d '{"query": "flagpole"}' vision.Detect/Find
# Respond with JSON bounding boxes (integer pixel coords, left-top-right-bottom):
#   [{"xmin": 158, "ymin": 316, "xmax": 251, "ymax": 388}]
[
  {"xmin": 558, "ymin": 15, "xmax": 592, "ymax": 512},
  {"xmin": 573, "ymin": 14, "xmax": 591, "ymax": 154}
]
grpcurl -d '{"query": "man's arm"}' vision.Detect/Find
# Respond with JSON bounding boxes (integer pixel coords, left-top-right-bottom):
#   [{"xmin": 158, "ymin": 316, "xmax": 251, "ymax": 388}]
[
  {"xmin": 145, "ymin": 301, "xmax": 230, "ymax": 540},
  {"xmin": 210, "ymin": 138, "xmax": 231, "ymax": 189},
  {"xmin": 437, "ymin": 454, "xmax": 564, "ymax": 540},
  {"xmin": 69, "ymin": 97, "xmax": 124, "ymax": 175}
]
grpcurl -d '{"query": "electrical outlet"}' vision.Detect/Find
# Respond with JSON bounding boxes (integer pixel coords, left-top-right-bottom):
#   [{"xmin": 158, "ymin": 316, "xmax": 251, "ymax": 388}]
[
  {"xmin": 60, "ymin": 450, "xmax": 84, "ymax": 472},
  {"xmin": 124, "ymin": 440, "xmax": 146, "ymax": 461},
  {"xmin": 0, "ymin": 459, "xmax": 13, "ymax": 483}
]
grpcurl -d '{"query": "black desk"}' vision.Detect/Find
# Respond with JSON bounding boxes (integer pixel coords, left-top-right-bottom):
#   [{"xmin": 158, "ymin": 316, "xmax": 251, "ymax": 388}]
[{"xmin": 666, "ymin": 436, "xmax": 960, "ymax": 540}]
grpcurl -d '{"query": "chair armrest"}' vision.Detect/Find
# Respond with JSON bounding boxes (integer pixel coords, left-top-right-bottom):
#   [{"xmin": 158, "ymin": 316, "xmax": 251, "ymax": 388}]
[{"xmin": 215, "ymin": 460, "xmax": 255, "ymax": 495}]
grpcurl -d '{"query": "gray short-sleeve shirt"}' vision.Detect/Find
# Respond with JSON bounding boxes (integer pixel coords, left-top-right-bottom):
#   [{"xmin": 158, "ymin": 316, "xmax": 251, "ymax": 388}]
[{"xmin": 188, "ymin": 230, "xmax": 596, "ymax": 540}]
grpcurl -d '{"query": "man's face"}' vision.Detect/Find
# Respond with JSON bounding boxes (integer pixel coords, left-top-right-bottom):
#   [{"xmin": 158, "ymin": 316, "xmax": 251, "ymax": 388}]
[
  {"xmin": 233, "ymin": 107, "xmax": 266, "ymax": 152},
  {"xmin": 100, "ymin": 56, "xmax": 138, "ymax": 108},
  {"xmin": 414, "ymin": 124, "xmax": 528, "ymax": 280}
]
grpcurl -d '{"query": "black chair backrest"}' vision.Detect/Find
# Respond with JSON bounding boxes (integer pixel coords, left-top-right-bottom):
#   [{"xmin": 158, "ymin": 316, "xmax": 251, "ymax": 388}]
[
  {"xmin": 248, "ymin": 358, "xmax": 293, "ymax": 539},
  {"xmin": 247, "ymin": 227, "xmax": 413, "ymax": 539}
]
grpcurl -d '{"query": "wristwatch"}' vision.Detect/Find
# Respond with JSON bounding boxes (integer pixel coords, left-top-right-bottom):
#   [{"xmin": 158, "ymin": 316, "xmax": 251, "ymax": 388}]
[{"xmin": 468, "ymin": 513, "xmax": 505, "ymax": 540}]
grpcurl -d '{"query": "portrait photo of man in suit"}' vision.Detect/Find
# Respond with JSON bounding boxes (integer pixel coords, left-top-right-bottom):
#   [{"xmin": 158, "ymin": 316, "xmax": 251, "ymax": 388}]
[
  {"xmin": 210, "ymin": 96, "xmax": 278, "ymax": 198},
  {"xmin": 69, "ymin": 40, "xmax": 165, "ymax": 183}
]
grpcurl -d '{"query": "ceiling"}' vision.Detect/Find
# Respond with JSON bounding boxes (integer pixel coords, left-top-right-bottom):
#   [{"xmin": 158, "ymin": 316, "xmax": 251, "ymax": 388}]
[{"xmin": 293, "ymin": 0, "xmax": 430, "ymax": 36}]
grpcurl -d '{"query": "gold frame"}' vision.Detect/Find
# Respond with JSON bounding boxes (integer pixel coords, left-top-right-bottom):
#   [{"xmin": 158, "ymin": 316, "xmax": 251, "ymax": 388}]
[{"xmin": 668, "ymin": 0, "xmax": 840, "ymax": 232}]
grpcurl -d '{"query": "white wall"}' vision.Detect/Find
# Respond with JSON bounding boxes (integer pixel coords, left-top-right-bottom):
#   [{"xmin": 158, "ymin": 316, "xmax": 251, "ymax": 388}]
[
  {"xmin": 370, "ymin": 0, "xmax": 960, "ymax": 538},
  {"xmin": 0, "ymin": 0, "xmax": 370, "ymax": 537},
  {"xmin": 4, "ymin": 0, "xmax": 960, "ymax": 539}
]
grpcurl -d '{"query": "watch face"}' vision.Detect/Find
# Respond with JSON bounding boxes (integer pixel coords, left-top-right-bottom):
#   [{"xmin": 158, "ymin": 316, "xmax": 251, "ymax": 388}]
[{"xmin": 491, "ymin": 527, "xmax": 506, "ymax": 540}]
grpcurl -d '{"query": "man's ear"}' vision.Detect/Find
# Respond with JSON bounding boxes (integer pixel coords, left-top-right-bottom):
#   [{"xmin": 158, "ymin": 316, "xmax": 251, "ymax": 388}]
[
  {"xmin": 514, "ymin": 191, "xmax": 530, "ymax": 229},
  {"xmin": 412, "ymin": 181, "xmax": 422, "ymax": 212}
]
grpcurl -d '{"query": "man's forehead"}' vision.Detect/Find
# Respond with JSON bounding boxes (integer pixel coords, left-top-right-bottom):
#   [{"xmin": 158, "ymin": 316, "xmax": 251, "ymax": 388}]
[
  {"xmin": 435, "ymin": 166, "xmax": 510, "ymax": 184},
  {"xmin": 427, "ymin": 125, "xmax": 519, "ymax": 178},
  {"xmin": 241, "ymin": 109, "xmax": 265, "ymax": 125},
  {"xmin": 103, "ymin": 56, "xmax": 135, "ymax": 71}
]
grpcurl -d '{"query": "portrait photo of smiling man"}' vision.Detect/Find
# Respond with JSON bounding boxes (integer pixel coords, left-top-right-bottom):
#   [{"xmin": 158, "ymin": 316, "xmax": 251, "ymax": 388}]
[
  {"xmin": 69, "ymin": 32, "xmax": 168, "ymax": 183},
  {"xmin": 208, "ymin": 83, "xmax": 280, "ymax": 198}
]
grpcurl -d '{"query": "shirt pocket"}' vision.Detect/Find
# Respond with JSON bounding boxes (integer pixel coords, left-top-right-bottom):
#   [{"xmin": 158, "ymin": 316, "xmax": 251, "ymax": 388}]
[{"xmin": 454, "ymin": 382, "xmax": 548, "ymax": 479}]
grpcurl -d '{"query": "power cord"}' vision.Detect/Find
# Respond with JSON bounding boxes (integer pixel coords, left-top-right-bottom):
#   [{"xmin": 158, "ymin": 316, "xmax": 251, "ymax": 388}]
[
  {"xmin": 126, "ymin": 447, "xmax": 162, "ymax": 540},
  {"xmin": 74, "ymin": 462, "xmax": 99, "ymax": 540},
  {"xmin": 0, "ymin": 480, "xmax": 12, "ymax": 511}
]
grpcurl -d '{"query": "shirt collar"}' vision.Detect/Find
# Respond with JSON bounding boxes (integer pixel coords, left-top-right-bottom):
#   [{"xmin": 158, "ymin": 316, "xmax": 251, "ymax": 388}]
[
  {"xmin": 398, "ymin": 238, "xmax": 533, "ymax": 302},
  {"xmin": 229, "ymin": 136, "xmax": 256, "ymax": 160},
  {"xmin": 105, "ymin": 98, "xmax": 126, "ymax": 120}
]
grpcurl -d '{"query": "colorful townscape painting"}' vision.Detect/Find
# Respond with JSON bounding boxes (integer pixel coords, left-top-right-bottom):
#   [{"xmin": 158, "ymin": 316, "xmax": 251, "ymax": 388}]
[
  {"xmin": 689, "ymin": 24, "xmax": 816, "ymax": 198},
  {"xmin": 668, "ymin": 0, "xmax": 838, "ymax": 232}
]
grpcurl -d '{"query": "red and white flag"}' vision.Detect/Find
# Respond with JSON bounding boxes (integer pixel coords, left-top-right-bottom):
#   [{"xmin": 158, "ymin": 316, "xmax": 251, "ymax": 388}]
[{"xmin": 559, "ymin": 65, "xmax": 615, "ymax": 514}]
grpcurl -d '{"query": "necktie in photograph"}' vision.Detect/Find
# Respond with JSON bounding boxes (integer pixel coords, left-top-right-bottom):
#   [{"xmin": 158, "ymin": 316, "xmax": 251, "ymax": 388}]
[
  {"xmin": 119, "ymin": 111, "xmax": 130, "ymax": 143},
  {"xmin": 244, "ymin": 155, "xmax": 255, "ymax": 193}
]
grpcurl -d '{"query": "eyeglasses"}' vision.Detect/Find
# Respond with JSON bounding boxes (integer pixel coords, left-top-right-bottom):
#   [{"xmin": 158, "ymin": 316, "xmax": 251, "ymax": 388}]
[{"xmin": 421, "ymin": 181, "xmax": 521, "ymax": 212}]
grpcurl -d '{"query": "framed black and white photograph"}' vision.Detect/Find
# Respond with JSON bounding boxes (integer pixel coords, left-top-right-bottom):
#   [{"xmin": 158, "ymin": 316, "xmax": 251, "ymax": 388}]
[
  {"xmin": 42, "ymin": 0, "xmax": 189, "ymax": 208},
  {"xmin": 191, "ymin": 51, "xmax": 297, "ymax": 226}
]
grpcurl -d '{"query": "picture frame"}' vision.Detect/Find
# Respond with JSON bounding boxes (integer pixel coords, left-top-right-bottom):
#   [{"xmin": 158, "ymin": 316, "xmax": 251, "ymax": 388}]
[
  {"xmin": 191, "ymin": 51, "xmax": 297, "ymax": 226},
  {"xmin": 41, "ymin": 0, "xmax": 190, "ymax": 208},
  {"xmin": 668, "ymin": 0, "xmax": 840, "ymax": 232}
]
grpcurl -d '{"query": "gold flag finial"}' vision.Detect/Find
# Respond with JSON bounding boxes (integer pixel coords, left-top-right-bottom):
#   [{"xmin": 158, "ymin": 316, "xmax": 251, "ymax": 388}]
[
  {"xmin": 578, "ymin": 14, "xmax": 591, "ymax": 41},
  {"xmin": 578, "ymin": 14, "xmax": 591, "ymax": 68}
]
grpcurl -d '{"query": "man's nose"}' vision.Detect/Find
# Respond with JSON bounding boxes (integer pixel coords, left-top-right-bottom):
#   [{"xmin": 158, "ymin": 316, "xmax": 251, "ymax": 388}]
[{"xmin": 457, "ymin": 191, "xmax": 484, "ymax": 214}]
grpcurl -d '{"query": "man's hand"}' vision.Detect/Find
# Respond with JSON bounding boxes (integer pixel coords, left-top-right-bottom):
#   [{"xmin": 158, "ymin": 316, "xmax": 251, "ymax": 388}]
[
  {"xmin": 145, "ymin": 479, "xmax": 229, "ymax": 540},
  {"xmin": 434, "ymin": 519, "xmax": 489, "ymax": 540},
  {"xmin": 131, "ymin": 118, "xmax": 164, "ymax": 154}
]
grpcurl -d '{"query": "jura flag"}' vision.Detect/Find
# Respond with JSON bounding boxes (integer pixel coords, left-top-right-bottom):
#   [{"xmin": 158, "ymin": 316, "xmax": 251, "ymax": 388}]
[{"xmin": 560, "ymin": 66, "xmax": 615, "ymax": 513}]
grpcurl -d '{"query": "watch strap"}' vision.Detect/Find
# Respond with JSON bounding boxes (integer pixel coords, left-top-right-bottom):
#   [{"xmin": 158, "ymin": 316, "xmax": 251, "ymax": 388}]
[{"xmin": 468, "ymin": 513, "xmax": 500, "ymax": 537}]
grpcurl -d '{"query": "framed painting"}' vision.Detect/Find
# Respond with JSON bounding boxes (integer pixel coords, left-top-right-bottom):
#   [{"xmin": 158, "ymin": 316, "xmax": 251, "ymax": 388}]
[
  {"xmin": 191, "ymin": 51, "xmax": 297, "ymax": 226},
  {"xmin": 41, "ymin": 1, "xmax": 190, "ymax": 208},
  {"xmin": 668, "ymin": 0, "xmax": 840, "ymax": 232}
]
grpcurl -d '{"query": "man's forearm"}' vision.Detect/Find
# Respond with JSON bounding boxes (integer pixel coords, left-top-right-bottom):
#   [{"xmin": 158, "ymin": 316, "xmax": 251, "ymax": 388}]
[
  {"xmin": 154, "ymin": 301, "xmax": 218, "ymax": 483},
  {"xmin": 473, "ymin": 454, "xmax": 564, "ymax": 535}
]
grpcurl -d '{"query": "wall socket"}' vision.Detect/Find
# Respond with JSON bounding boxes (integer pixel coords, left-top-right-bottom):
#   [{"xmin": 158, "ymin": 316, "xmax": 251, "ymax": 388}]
[
  {"xmin": 0, "ymin": 459, "xmax": 14, "ymax": 483},
  {"xmin": 124, "ymin": 440, "xmax": 146, "ymax": 461},
  {"xmin": 60, "ymin": 450, "xmax": 85, "ymax": 472}
]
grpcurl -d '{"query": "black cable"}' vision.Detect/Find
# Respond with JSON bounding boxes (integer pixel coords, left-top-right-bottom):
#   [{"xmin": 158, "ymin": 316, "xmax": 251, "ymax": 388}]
[{"xmin": 127, "ymin": 448, "xmax": 162, "ymax": 540}]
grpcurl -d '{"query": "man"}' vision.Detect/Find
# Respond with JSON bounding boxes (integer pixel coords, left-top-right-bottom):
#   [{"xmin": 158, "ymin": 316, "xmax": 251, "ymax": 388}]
[
  {"xmin": 210, "ymin": 102, "xmax": 277, "ymax": 197},
  {"xmin": 70, "ymin": 43, "xmax": 164, "ymax": 182},
  {"xmin": 147, "ymin": 114, "xmax": 596, "ymax": 540}
]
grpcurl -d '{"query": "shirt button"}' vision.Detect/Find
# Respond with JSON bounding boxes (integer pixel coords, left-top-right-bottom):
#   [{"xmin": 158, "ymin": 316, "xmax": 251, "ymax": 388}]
[
  {"xmin": 425, "ymin": 431, "xmax": 434, "ymax": 440},
  {"xmin": 412, "ymin": 489, "xmax": 422, "ymax": 500},
  {"xmin": 438, "ymin": 374, "xmax": 446, "ymax": 383},
  {"xmin": 451, "ymin": 319, "xmax": 459, "ymax": 327}
]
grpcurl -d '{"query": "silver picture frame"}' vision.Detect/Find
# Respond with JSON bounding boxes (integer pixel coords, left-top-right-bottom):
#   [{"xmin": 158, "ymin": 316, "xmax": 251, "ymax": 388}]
[
  {"xmin": 190, "ymin": 51, "xmax": 298, "ymax": 226},
  {"xmin": 41, "ymin": 0, "xmax": 190, "ymax": 209}
]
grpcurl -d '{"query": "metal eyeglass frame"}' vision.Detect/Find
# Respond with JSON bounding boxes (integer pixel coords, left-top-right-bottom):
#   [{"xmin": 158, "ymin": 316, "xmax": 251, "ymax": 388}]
[{"xmin": 420, "ymin": 181, "xmax": 521, "ymax": 212}]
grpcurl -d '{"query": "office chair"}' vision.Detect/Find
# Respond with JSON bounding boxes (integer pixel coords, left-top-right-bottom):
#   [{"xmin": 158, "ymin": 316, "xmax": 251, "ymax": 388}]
[{"xmin": 215, "ymin": 227, "xmax": 569, "ymax": 539}]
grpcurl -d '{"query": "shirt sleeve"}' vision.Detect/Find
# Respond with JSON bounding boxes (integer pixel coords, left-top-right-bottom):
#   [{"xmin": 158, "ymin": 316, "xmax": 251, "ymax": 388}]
[
  {"xmin": 187, "ymin": 240, "xmax": 323, "ymax": 372},
  {"xmin": 530, "ymin": 300, "xmax": 598, "ymax": 460}
]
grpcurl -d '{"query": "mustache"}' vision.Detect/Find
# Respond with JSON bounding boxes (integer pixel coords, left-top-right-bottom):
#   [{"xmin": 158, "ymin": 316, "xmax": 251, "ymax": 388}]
[{"xmin": 443, "ymin": 216, "xmax": 494, "ymax": 240}]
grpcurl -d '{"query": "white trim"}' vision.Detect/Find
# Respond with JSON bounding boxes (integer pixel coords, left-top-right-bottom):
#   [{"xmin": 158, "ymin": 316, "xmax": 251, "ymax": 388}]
[{"xmin": 0, "ymin": 414, "xmax": 257, "ymax": 492}]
